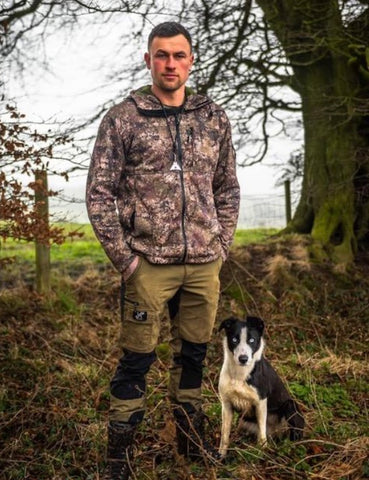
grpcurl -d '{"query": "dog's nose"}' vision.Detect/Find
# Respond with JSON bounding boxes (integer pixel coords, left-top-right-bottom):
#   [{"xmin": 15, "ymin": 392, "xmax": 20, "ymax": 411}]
[{"xmin": 238, "ymin": 355, "xmax": 248, "ymax": 365}]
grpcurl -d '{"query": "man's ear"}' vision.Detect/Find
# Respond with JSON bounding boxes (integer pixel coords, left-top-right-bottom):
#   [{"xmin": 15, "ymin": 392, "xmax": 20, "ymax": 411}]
[
  {"xmin": 188, "ymin": 53, "xmax": 195, "ymax": 72},
  {"xmin": 144, "ymin": 52, "xmax": 151, "ymax": 69}
]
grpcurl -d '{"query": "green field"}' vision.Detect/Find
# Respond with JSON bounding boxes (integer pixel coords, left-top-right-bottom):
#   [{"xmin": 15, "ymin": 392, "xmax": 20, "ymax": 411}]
[
  {"xmin": 1, "ymin": 223, "xmax": 108, "ymax": 264},
  {"xmin": 0, "ymin": 225, "xmax": 279, "ymax": 267}
]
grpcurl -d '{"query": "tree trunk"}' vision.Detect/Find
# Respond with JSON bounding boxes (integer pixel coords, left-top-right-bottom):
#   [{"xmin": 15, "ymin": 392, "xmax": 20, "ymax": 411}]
[
  {"xmin": 256, "ymin": 0, "xmax": 369, "ymax": 266},
  {"xmin": 292, "ymin": 59, "xmax": 359, "ymax": 264}
]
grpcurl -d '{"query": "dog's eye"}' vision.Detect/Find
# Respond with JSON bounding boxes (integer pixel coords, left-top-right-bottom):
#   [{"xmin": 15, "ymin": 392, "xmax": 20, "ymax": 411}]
[
  {"xmin": 231, "ymin": 337, "xmax": 238, "ymax": 344},
  {"xmin": 249, "ymin": 338, "xmax": 255, "ymax": 344}
]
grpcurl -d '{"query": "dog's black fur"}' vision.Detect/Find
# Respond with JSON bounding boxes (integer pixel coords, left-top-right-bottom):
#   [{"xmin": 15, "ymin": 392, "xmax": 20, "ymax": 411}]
[{"xmin": 218, "ymin": 316, "xmax": 304, "ymax": 457}]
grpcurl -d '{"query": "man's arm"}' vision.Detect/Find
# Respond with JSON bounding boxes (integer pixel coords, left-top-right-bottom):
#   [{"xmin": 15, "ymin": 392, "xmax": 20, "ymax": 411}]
[
  {"xmin": 213, "ymin": 112, "xmax": 240, "ymax": 260},
  {"xmin": 86, "ymin": 111, "xmax": 137, "ymax": 278}
]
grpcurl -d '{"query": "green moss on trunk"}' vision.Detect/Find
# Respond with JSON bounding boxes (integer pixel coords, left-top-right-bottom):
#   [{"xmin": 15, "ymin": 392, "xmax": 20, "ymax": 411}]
[{"xmin": 311, "ymin": 191, "xmax": 356, "ymax": 264}]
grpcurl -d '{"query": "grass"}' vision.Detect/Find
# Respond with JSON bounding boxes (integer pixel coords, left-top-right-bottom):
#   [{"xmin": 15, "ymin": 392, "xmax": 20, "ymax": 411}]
[
  {"xmin": 0, "ymin": 223, "xmax": 108, "ymax": 264},
  {"xmin": 0, "ymin": 226, "xmax": 272, "ymax": 286},
  {"xmin": 233, "ymin": 227, "xmax": 279, "ymax": 246},
  {"xmin": 1, "ymin": 226, "xmax": 275, "ymax": 274},
  {"xmin": 1, "ymin": 227, "xmax": 368, "ymax": 479},
  {"xmin": 0, "ymin": 224, "xmax": 110, "ymax": 287},
  {"xmin": 1, "ymin": 225, "xmax": 272, "ymax": 261}
]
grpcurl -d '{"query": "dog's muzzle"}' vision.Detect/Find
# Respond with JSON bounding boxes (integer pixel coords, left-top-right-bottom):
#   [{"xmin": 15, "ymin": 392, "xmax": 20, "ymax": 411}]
[{"xmin": 238, "ymin": 355, "xmax": 249, "ymax": 366}]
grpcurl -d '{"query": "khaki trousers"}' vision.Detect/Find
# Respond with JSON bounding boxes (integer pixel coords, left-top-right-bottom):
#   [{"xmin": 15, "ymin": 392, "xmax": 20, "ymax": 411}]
[{"xmin": 109, "ymin": 257, "xmax": 222, "ymax": 423}]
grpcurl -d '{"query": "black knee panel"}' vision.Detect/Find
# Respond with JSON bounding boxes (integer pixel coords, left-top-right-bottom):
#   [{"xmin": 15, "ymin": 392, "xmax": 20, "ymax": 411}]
[
  {"xmin": 110, "ymin": 349, "xmax": 156, "ymax": 400},
  {"xmin": 176, "ymin": 340, "xmax": 207, "ymax": 390}
]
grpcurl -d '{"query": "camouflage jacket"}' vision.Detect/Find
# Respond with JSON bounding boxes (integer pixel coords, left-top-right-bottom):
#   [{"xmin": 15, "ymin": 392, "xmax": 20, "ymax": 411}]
[{"xmin": 86, "ymin": 86, "xmax": 240, "ymax": 275}]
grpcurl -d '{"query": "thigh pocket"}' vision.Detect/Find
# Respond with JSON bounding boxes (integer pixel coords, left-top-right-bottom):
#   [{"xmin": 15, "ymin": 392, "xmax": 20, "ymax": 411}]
[{"xmin": 121, "ymin": 303, "xmax": 159, "ymax": 353}]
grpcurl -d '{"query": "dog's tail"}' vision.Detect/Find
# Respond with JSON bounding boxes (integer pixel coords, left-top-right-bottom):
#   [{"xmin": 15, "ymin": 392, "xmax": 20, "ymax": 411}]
[{"xmin": 283, "ymin": 399, "xmax": 305, "ymax": 441}]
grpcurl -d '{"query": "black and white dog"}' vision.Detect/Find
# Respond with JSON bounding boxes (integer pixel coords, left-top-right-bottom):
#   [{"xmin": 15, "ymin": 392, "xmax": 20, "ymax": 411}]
[{"xmin": 218, "ymin": 316, "xmax": 304, "ymax": 458}]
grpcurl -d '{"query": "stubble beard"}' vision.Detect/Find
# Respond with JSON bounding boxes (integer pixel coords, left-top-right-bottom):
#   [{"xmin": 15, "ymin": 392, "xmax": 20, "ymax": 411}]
[{"xmin": 157, "ymin": 77, "xmax": 185, "ymax": 93}]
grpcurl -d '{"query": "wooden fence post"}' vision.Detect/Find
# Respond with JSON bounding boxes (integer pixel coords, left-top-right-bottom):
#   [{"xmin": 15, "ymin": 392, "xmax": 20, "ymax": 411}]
[
  {"xmin": 35, "ymin": 169, "xmax": 51, "ymax": 294},
  {"xmin": 284, "ymin": 179, "xmax": 292, "ymax": 225}
]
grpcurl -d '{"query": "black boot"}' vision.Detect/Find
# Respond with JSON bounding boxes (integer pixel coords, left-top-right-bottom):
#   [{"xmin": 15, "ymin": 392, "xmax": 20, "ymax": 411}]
[
  {"xmin": 102, "ymin": 422, "xmax": 136, "ymax": 480},
  {"xmin": 174, "ymin": 409, "xmax": 221, "ymax": 464}
]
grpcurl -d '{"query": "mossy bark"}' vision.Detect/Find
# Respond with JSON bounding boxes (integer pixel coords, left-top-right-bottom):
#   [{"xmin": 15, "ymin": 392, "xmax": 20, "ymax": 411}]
[
  {"xmin": 256, "ymin": 0, "xmax": 369, "ymax": 266},
  {"xmin": 297, "ymin": 65, "xmax": 358, "ymax": 264}
]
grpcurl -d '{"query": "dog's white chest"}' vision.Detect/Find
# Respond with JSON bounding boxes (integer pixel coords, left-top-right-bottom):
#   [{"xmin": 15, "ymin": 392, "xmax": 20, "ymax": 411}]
[{"xmin": 219, "ymin": 375, "xmax": 260, "ymax": 413}]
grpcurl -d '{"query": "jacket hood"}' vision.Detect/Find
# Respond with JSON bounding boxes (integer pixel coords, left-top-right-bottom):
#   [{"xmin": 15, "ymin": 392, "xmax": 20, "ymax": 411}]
[{"xmin": 129, "ymin": 85, "xmax": 213, "ymax": 117}]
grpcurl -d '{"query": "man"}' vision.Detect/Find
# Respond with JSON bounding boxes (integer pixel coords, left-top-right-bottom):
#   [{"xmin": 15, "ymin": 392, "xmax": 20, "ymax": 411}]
[{"xmin": 86, "ymin": 21, "xmax": 240, "ymax": 480}]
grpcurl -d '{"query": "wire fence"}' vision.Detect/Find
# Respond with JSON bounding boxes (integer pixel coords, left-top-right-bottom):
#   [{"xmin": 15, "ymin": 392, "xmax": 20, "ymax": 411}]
[{"xmin": 237, "ymin": 193, "xmax": 292, "ymax": 229}]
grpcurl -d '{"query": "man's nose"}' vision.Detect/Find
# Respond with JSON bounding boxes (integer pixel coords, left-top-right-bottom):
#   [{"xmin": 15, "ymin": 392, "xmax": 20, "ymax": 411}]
[{"xmin": 166, "ymin": 56, "xmax": 176, "ymax": 68}]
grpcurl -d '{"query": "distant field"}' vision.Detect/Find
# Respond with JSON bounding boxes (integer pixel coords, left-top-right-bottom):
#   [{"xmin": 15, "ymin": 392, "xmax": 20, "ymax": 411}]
[
  {"xmin": 0, "ymin": 224, "xmax": 108, "ymax": 265},
  {"xmin": 0, "ymin": 224, "xmax": 279, "ymax": 265},
  {"xmin": 233, "ymin": 227, "xmax": 278, "ymax": 246}
]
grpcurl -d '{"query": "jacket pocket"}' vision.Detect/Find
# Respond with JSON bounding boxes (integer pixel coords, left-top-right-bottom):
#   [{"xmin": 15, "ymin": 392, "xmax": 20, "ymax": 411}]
[{"xmin": 132, "ymin": 205, "xmax": 153, "ymax": 238}]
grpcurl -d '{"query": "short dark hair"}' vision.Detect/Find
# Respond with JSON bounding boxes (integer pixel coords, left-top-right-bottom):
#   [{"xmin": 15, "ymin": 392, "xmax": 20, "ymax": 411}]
[{"xmin": 147, "ymin": 22, "xmax": 192, "ymax": 52}]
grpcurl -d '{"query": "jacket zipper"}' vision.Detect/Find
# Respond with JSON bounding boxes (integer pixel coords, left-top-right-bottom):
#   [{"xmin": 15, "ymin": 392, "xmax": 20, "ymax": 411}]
[{"xmin": 175, "ymin": 113, "xmax": 188, "ymax": 263}]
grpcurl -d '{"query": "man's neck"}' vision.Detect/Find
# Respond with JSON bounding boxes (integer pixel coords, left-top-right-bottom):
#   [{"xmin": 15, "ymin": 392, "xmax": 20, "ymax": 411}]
[{"xmin": 151, "ymin": 85, "xmax": 185, "ymax": 107}]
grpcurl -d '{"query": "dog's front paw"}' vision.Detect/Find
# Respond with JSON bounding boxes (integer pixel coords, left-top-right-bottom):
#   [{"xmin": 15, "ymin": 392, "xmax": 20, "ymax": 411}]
[
  {"xmin": 218, "ymin": 450, "xmax": 231, "ymax": 465},
  {"xmin": 218, "ymin": 446, "xmax": 228, "ymax": 459},
  {"xmin": 257, "ymin": 436, "xmax": 268, "ymax": 448}
]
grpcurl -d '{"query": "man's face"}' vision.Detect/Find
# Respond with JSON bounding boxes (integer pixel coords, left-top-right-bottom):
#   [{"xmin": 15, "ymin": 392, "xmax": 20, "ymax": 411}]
[{"xmin": 144, "ymin": 34, "xmax": 194, "ymax": 95}]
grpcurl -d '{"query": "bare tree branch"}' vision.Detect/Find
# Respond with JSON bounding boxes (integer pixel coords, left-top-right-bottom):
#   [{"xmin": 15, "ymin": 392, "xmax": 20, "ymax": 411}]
[{"xmin": 0, "ymin": 0, "xmax": 44, "ymax": 28}]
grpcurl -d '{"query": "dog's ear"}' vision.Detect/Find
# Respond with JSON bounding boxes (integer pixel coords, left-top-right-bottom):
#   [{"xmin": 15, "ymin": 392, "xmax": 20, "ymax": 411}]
[
  {"xmin": 218, "ymin": 317, "xmax": 238, "ymax": 333},
  {"xmin": 246, "ymin": 316, "xmax": 265, "ymax": 335}
]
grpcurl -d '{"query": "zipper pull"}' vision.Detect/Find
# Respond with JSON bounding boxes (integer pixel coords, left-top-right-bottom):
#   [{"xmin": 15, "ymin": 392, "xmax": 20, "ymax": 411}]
[{"xmin": 170, "ymin": 149, "xmax": 182, "ymax": 171}]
